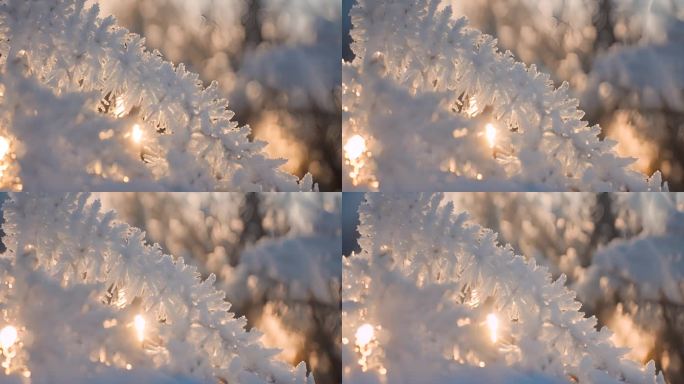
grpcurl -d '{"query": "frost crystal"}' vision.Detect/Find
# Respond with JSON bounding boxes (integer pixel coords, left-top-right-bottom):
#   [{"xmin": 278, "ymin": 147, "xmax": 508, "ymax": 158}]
[
  {"xmin": 343, "ymin": 193, "xmax": 664, "ymax": 383},
  {"xmin": 0, "ymin": 0, "xmax": 314, "ymax": 191},
  {"xmin": 0, "ymin": 193, "xmax": 313, "ymax": 383},
  {"xmin": 343, "ymin": 0, "xmax": 666, "ymax": 191}
]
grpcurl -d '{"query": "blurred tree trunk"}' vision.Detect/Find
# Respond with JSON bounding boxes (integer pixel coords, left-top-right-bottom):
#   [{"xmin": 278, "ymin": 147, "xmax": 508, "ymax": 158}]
[
  {"xmin": 586, "ymin": 193, "xmax": 617, "ymax": 267},
  {"xmin": 656, "ymin": 296, "xmax": 684, "ymax": 382},
  {"xmin": 243, "ymin": 0, "xmax": 263, "ymax": 50},
  {"xmin": 308, "ymin": 299, "xmax": 342, "ymax": 384},
  {"xmin": 236, "ymin": 192, "xmax": 264, "ymax": 266},
  {"xmin": 593, "ymin": 0, "xmax": 616, "ymax": 53}
]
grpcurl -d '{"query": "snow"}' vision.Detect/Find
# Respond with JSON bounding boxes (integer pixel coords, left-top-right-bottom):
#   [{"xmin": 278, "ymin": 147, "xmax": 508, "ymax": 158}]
[
  {"xmin": 576, "ymin": 208, "xmax": 684, "ymax": 309},
  {"xmin": 224, "ymin": 234, "xmax": 340, "ymax": 304},
  {"xmin": 420, "ymin": 192, "xmax": 684, "ymax": 382},
  {"xmin": 343, "ymin": 193, "xmax": 664, "ymax": 383},
  {"xmin": 96, "ymin": 192, "xmax": 341, "ymax": 383},
  {"xmin": 342, "ymin": 0, "xmax": 666, "ymax": 191},
  {"xmin": 583, "ymin": 38, "xmax": 684, "ymax": 113},
  {"xmin": 441, "ymin": 0, "xmax": 684, "ymax": 187},
  {"xmin": 0, "ymin": 0, "xmax": 314, "ymax": 191},
  {"xmin": 0, "ymin": 193, "xmax": 313, "ymax": 383}
]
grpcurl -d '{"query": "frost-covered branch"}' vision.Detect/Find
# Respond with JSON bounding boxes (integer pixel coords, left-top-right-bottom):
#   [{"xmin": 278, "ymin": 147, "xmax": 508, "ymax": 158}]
[
  {"xmin": 343, "ymin": 0, "xmax": 666, "ymax": 191},
  {"xmin": 0, "ymin": 193, "xmax": 312, "ymax": 383},
  {"xmin": 0, "ymin": 0, "xmax": 314, "ymax": 191},
  {"xmin": 0, "ymin": 62, "xmax": 157, "ymax": 191},
  {"xmin": 343, "ymin": 193, "xmax": 664, "ymax": 383},
  {"xmin": 98, "ymin": 192, "xmax": 342, "ymax": 383}
]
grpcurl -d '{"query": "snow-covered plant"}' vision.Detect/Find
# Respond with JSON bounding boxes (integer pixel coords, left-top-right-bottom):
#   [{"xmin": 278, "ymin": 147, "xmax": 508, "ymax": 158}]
[
  {"xmin": 444, "ymin": 193, "xmax": 684, "ymax": 280},
  {"xmin": 342, "ymin": 0, "xmax": 666, "ymax": 191},
  {"xmin": 445, "ymin": 0, "xmax": 684, "ymax": 116},
  {"xmin": 99, "ymin": 0, "xmax": 341, "ymax": 113},
  {"xmin": 426, "ymin": 192, "xmax": 684, "ymax": 382},
  {"xmin": 98, "ymin": 193, "xmax": 247, "ymax": 266},
  {"xmin": 575, "ymin": 194, "xmax": 684, "ymax": 381},
  {"xmin": 0, "ymin": 0, "xmax": 314, "ymax": 191},
  {"xmin": 98, "ymin": 192, "xmax": 342, "ymax": 384},
  {"xmin": 98, "ymin": 0, "xmax": 341, "ymax": 190},
  {"xmin": 343, "ymin": 193, "xmax": 664, "ymax": 383},
  {"xmin": 444, "ymin": 192, "xmax": 684, "ymax": 277},
  {"xmin": 0, "ymin": 193, "xmax": 313, "ymax": 383},
  {"xmin": 443, "ymin": 0, "xmax": 603, "ymax": 89},
  {"xmin": 221, "ymin": 194, "xmax": 341, "ymax": 384},
  {"xmin": 444, "ymin": 192, "xmax": 603, "ymax": 280},
  {"xmin": 445, "ymin": 0, "xmax": 684, "ymax": 188}
]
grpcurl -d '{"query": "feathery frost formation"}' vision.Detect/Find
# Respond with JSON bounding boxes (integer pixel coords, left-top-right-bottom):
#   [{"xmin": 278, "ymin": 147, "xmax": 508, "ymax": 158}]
[
  {"xmin": 0, "ymin": 193, "xmax": 312, "ymax": 383},
  {"xmin": 442, "ymin": 192, "xmax": 684, "ymax": 380},
  {"xmin": 0, "ymin": 0, "xmax": 313, "ymax": 191},
  {"xmin": 342, "ymin": 0, "xmax": 665, "ymax": 191},
  {"xmin": 98, "ymin": 192, "xmax": 342, "ymax": 383},
  {"xmin": 342, "ymin": 193, "xmax": 664, "ymax": 383}
]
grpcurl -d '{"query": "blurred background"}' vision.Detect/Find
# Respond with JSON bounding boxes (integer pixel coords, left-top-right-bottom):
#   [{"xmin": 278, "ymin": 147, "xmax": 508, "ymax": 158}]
[
  {"xmin": 92, "ymin": 0, "xmax": 342, "ymax": 191},
  {"xmin": 343, "ymin": 192, "xmax": 684, "ymax": 383},
  {"xmin": 344, "ymin": 0, "xmax": 684, "ymax": 190},
  {"xmin": 97, "ymin": 193, "xmax": 341, "ymax": 384}
]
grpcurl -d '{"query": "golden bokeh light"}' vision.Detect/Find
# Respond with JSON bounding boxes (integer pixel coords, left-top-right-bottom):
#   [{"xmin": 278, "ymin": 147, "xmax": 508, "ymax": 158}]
[
  {"xmin": 131, "ymin": 124, "xmax": 143, "ymax": 144},
  {"xmin": 134, "ymin": 314, "xmax": 146, "ymax": 343},
  {"xmin": 0, "ymin": 326, "xmax": 17, "ymax": 352},
  {"xmin": 355, "ymin": 323, "xmax": 375, "ymax": 347},
  {"xmin": 486, "ymin": 313, "xmax": 498, "ymax": 343},
  {"xmin": 344, "ymin": 135, "xmax": 367, "ymax": 162},
  {"xmin": 485, "ymin": 123, "xmax": 496, "ymax": 149}
]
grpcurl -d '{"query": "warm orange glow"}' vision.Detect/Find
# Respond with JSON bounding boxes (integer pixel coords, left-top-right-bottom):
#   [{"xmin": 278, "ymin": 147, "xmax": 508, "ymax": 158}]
[
  {"xmin": 0, "ymin": 325, "xmax": 17, "ymax": 374},
  {"xmin": 345, "ymin": 134, "xmax": 378, "ymax": 188}
]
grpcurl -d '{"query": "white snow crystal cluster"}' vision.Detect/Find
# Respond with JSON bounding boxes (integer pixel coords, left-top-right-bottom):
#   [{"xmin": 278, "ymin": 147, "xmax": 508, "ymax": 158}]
[
  {"xmin": 96, "ymin": 0, "xmax": 342, "ymax": 188},
  {"xmin": 97, "ymin": 192, "xmax": 342, "ymax": 383},
  {"xmin": 0, "ymin": 193, "xmax": 313, "ymax": 384},
  {"xmin": 444, "ymin": 192, "xmax": 601, "ymax": 279},
  {"xmin": 440, "ymin": 192, "xmax": 684, "ymax": 380},
  {"xmin": 443, "ymin": 0, "xmax": 684, "ymax": 184},
  {"xmin": 342, "ymin": 193, "xmax": 664, "ymax": 383},
  {"xmin": 342, "ymin": 0, "xmax": 666, "ymax": 192},
  {"xmin": 0, "ymin": 0, "xmax": 314, "ymax": 192}
]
